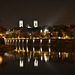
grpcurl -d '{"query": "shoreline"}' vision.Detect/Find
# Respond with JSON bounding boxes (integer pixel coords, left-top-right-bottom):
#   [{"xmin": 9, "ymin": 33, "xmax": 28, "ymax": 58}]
[{"xmin": 0, "ymin": 44, "xmax": 15, "ymax": 54}]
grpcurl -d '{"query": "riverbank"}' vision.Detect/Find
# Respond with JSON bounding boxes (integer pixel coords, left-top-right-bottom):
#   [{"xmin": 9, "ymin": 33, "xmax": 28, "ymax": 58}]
[
  {"xmin": 0, "ymin": 44, "xmax": 15, "ymax": 54},
  {"xmin": 0, "ymin": 38, "xmax": 15, "ymax": 54}
]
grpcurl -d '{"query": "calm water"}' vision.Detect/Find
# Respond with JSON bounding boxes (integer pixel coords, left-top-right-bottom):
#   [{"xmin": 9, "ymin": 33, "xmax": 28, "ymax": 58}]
[{"xmin": 0, "ymin": 39, "xmax": 75, "ymax": 75}]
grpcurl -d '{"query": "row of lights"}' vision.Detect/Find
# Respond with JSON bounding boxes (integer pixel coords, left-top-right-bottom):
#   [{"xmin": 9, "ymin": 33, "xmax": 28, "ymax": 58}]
[
  {"xmin": 14, "ymin": 47, "xmax": 51, "ymax": 53},
  {"xmin": 6, "ymin": 39, "xmax": 51, "ymax": 43}
]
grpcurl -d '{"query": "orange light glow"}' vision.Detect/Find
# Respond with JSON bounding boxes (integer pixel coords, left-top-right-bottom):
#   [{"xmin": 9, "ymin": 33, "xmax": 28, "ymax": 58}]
[
  {"xmin": 27, "ymin": 50, "xmax": 29, "ymax": 53},
  {"xmin": 0, "ymin": 33, "xmax": 3, "ymax": 36},
  {"xmin": 23, "ymin": 50, "xmax": 25, "ymax": 52},
  {"xmin": 0, "ymin": 56, "xmax": 3, "ymax": 64},
  {"xmin": 20, "ymin": 50, "xmax": 22, "ymax": 52},
  {"xmin": 15, "ymin": 49, "xmax": 18, "ymax": 52}
]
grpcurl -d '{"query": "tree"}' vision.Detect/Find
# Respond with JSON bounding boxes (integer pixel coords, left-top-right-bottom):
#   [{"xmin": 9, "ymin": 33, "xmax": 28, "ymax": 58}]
[{"xmin": 0, "ymin": 25, "xmax": 6, "ymax": 33}]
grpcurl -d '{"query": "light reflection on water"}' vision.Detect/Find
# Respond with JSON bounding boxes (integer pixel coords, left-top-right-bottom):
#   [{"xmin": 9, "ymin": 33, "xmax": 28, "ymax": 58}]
[
  {"xmin": 3, "ymin": 50, "xmax": 75, "ymax": 67},
  {"xmin": 1, "ymin": 39, "xmax": 75, "ymax": 75},
  {"xmin": 0, "ymin": 48, "xmax": 75, "ymax": 75}
]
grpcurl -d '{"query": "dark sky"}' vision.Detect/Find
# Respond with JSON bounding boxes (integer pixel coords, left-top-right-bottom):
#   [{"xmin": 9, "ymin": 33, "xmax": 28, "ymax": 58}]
[{"xmin": 0, "ymin": 0, "xmax": 75, "ymax": 29}]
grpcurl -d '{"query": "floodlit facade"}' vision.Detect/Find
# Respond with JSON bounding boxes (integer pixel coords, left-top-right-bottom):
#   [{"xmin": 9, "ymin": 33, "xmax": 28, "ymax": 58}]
[
  {"xmin": 19, "ymin": 20, "xmax": 23, "ymax": 27},
  {"xmin": 33, "ymin": 20, "xmax": 38, "ymax": 28}
]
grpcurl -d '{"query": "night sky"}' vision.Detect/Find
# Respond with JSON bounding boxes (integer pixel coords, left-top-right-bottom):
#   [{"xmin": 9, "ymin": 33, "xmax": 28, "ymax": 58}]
[{"xmin": 0, "ymin": 0, "xmax": 75, "ymax": 29}]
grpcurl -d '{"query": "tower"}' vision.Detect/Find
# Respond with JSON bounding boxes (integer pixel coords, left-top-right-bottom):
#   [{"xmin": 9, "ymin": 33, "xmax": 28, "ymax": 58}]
[
  {"xmin": 33, "ymin": 20, "xmax": 38, "ymax": 28},
  {"xmin": 19, "ymin": 20, "xmax": 23, "ymax": 27}
]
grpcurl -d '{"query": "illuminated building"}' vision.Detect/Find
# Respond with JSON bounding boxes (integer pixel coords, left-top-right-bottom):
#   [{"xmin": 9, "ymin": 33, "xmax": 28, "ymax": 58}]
[
  {"xmin": 26, "ymin": 24, "xmax": 32, "ymax": 28},
  {"xmin": 19, "ymin": 20, "xmax": 23, "ymax": 27},
  {"xmin": 33, "ymin": 20, "xmax": 38, "ymax": 28}
]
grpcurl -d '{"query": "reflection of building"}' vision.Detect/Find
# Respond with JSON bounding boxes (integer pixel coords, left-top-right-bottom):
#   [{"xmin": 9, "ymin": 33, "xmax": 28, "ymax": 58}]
[
  {"xmin": 34, "ymin": 58, "xmax": 38, "ymax": 67},
  {"xmin": 19, "ymin": 58, "xmax": 24, "ymax": 67}
]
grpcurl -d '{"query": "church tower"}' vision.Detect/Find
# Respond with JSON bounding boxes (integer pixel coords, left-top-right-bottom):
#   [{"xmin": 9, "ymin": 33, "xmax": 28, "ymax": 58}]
[
  {"xmin": 33, "ymin": 20, "xmax": 38, "ymax": 28},
  {"xmin": 19, "ymin": 20, "xmax": 23, "ymax": 27}
]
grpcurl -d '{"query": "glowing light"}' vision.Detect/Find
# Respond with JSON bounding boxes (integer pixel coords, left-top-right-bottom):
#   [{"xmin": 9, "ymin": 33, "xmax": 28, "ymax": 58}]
[
  {"xmin": 13, "ymin": 40, "xmax": 14, "ymax": 43},
  {"xmin": 16, "ymin": 40, "xmax": 17, "ymax": 42},
  {"xmin": 22, "ymin": 40, "xmax": 24, "ymax": 43},
  {"xmin": 19, "ymin": 40, "xmax": 20, "ymax": 43},
  {"xmin": 26, "ymin": 46, "xmax": 29, "ymax": 53},
  {"xmin": 0, "ymin": 56, "xmax": 3, "ymax": 64},
  {"xmin": 48, "ymin": 39, "xmax": 51, "ymax": 43},
  {"xmin": 28, "ymin": 57, "xmax": 30, "ymax": 62},
  {"xmin": 33, "ymin": 39, "xmax": 35, "ymax": 43},
  {"xmin": 59, "ymin": 52, "xmax": 60, "ymax": 55},
  {"xmin": 59, "ymin": 52, "xmax": 61, "ymax": 58},
  {"xmin": 44, "ymin": 56, "xmax": 48, "ymax": 62},
  {"xmin": 44, "ymin": 28, "xmax": 49, "ymax": 33},
  {"xmin": 41, "ymin": 56, "xmax": 43, "ymax": 61},
  {"xmin": 40, "ymin": 47, "xmax": 42, "ymax": 52},
  {"xmin": 40, "ymin": 30, "xmax": 43, "ymax": 33},
  {"xmin": 19, "ymin": 20, "xmax": 23, "ymax": 27},
  {"xmin": 26, "ymin": 25, "xmax": 32, "ymax": 28},
  {"xmin": 66, "ymin": 35, "xmax": 69, "ymax": 38},
  {"xmin": 0, "ymin": 33, "xmax": 3, "ymax": 36},
  {"xmin": 18, "ymin": 50, "xmax": 20, "ymax": 53},
  {"xmin": 34, "ymin": 59, "xmax": 38, "ymax": 67},
  {"xmin": 33, "ymin": 47, "xmax": 35, "ymax": 51},
  {"xmin": 39, "ymin": 51, "xmax": 40, "ymax": 54},
  {"xmin": 26, "ymin": 39, "xmax": 28, "ymax": 43},
  {"xmin": 15, "ymin": 49, "xmax": 18, "ymax": 52},
  {"xmin": 19, "ymin": 46, "xmax": 21, "ymax": 50},
  {"xmin": 49, "ymin": 48, "xmax": 51, "ymax": 52},
  {"xmin": 34, "ymin": 20, "xmax": 38, "ymax": 28},
  {"xmin": 40, "ymin": 39, "xmax": 42, "ymax": 43},
  {"xmin": 66, "ymin": 53, "xmax": 68, "ymax": 58},
  {"xmin": 58, "ymin": 37, "xmax": 61, "ymax": 39},
  {"xmin": 20, "ymin": 49, "xmax": 22, "ymax": 52},
  {"xmin": 23, "ymin": 50, "xmax": 25, "ymax": 52},
  {"xmin": 19, "ymin": 58, "xmax": 24, "ymax": 67},
  {"xmin": 44, "ymin": 53, "xmax": 49, "ymax": 62}
]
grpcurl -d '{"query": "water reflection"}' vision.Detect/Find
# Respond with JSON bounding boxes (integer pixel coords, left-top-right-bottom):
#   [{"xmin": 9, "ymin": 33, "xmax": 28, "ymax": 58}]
[
  {"xmin": 48, "ymin": 39, "xmax": 51, "ymax": 43},
  {"xmin": 2, "ymin": 49, "xmax": 75, "ymax": 69},
  {"xmin": 34, "ymin": 58, "xmax": 38, "ymax": 67},
  {"xmin": 1, "ymin": 39, "xmax": 75, "ymax": 70},
  {"xmin": 28, "ymin": 57, "xmax": 30, "ymax": 62},
  {"xmin": 33, "ymin": 47, "xmax": 35, "ymax": 51},
  {"xmin": 19, "ymin": 58, "xmax": 24, "ymax": 68}
]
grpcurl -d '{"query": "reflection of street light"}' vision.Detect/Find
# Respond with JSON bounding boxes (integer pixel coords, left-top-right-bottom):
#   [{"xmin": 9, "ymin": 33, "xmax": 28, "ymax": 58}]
[
  {"xmin": 41, "ymin": 56, "xmax": 43, "ymax": 61},
  {"xmin": 49, "ymin": 48, "xmax": 51, "ymax": 52}
]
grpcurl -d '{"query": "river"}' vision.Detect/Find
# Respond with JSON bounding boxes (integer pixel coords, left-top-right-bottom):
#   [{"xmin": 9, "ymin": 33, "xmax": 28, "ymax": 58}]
[{"xmin": 0, "ymin": 39, "xmax": 75, "ymax": 75}]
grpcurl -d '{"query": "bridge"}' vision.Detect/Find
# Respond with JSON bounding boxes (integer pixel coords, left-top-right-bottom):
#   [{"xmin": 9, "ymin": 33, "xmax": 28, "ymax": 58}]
[{"xmin": 4, "ymin": 38, "xmax": 51, "ymax": 52}]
